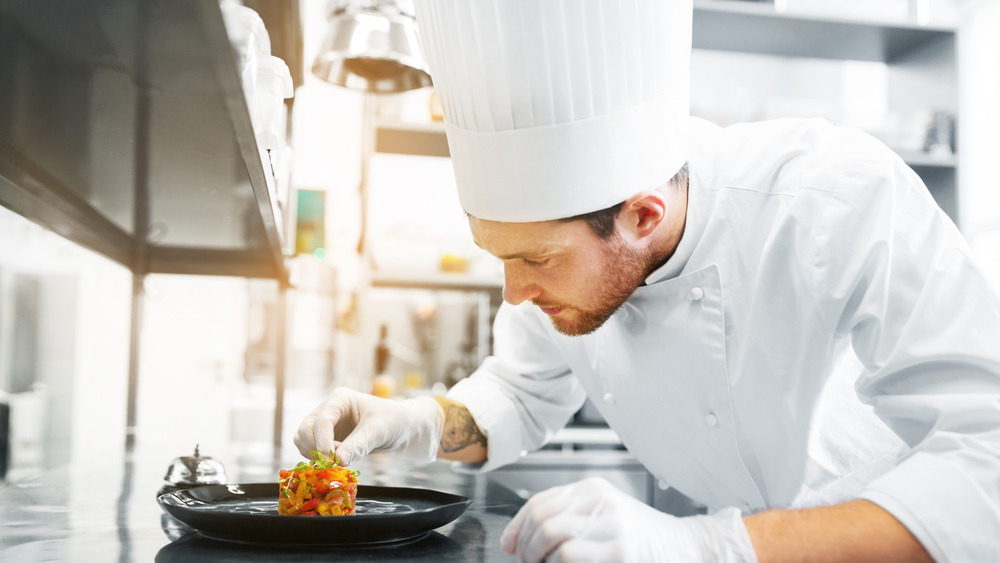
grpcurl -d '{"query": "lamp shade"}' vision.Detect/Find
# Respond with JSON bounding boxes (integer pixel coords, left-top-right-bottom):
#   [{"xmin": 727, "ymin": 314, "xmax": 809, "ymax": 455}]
[{"xmin": 312, "ymin": 0, "xmax": 431, "ymax": 93}]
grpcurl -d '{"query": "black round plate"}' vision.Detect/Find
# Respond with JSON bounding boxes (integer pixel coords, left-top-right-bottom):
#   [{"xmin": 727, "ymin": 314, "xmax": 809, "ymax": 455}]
[{"xmin": 157, "ymin": 483, "xmax": 472, "ymax": 547}]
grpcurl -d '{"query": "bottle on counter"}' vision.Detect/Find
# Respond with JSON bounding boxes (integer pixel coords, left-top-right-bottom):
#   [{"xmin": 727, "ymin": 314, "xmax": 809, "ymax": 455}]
[{"xmin": 372, "ymin": 324, "xmax": 396, "ymax": 399}]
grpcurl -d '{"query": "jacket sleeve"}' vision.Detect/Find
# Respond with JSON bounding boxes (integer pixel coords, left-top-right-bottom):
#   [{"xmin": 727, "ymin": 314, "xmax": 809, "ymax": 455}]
[
  {"xmin": 446, "ymin": 301, "xmax": 586, "ymax": 472},
  {"xmin": 815, "ymin": 135, "xmax": 1000, "ymax": 561}
]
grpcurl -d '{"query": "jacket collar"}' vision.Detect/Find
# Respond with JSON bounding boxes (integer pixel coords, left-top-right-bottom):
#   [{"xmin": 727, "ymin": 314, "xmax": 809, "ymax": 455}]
[{"xmin": 644, "ymin": 117, "xmax": 719, "ymax": 286}]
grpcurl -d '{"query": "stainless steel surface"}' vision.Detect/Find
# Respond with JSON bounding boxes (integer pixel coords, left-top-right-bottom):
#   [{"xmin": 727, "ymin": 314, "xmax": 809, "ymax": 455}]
[
  {"xmin": 495, "ymin": 447, "xmax": 706, "ymax": 518},
  {"xmin": 311, "ymin": 0, "xmax": 431, "ymax": 93},
  {"xmin": 0, "ymin": 0, "xmax": 293, "ymax": 484},
  {"xmin": 573, "ymin": 396, "xmax": 608, "ymax": 426},
  {"xmin": 0, "ymin": 0, "xmax": 289, "ymax": 280},
  {"xmin": 0, "ymin": 452, "xmax": 519, "ymax": 561},
  {"xmin": 0, "ymin": 447, "xmax": 706, "ymax": 560},
  {"xmin": 492, "ymin": 450, "xmax": 650, "ymax": 503},
  {"xmin": 163, "ymin": 446, "xmax": 228, "ymax": 487},
  {"xmin": 692, "ymin": 0, "xmax": 955, "ymax": 62}
]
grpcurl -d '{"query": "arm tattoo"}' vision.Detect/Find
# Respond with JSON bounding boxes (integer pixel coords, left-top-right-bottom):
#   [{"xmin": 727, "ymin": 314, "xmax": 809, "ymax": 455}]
[{"xmin": 439, "ymin": 401, "xmax": 488, "ymax": 453}]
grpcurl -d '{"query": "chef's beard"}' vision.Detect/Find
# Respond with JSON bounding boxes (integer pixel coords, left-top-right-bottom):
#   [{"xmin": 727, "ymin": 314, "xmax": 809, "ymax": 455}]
[{"xmin": 546, "ymin": 233, "xmax": 652, "ymax": 336}]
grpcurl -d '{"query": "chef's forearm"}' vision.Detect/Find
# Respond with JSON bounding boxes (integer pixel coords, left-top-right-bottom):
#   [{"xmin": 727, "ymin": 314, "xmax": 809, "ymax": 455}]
[
  {"xmin": 433, "ymin": 396, "xmax": 488, "ymax": 463},
  {"xmin": 743, "ymin": 499, "xmax": 932, "ymax": 563}
]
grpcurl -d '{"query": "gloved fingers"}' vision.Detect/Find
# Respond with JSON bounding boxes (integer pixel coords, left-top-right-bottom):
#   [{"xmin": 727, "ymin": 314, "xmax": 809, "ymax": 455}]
[
  {"xmin": 335, "ymin": 413, "xmax": 399, "ymax": 467},
  {"xmin": 546, "ymin": 538, "xmax": 621, "ymax": 563},
  {"xmin": 294, "ymin": 389, "xmax": 442, "ymax": 468},
  {"xmin": 292, "ymin": 412, "xmax": 318, "ymax": 457},
  {"xmin": 293, "ymin": 388, "xmax": 357, "ymax": 458},
  {"xmin": 333, "ymin": 434, "xmax": 367, "ymax": 467},
  {"xmin": 311, "ymin": 401, "xmax": 353, "ymax": 456},
  {"xmin": 501, "ymin": 483, "xmax": 581, "ymax": 555},
  {"xmin": 516, "ymin": 513, "xmax": 592, "ymax": 563},
  {"xmin": 500, "ymin": 483, "xmax": 593, "ymax": 557},
  {"xmin": 293, "ymin": 412, "xmax": 341, "ymax": 457}
]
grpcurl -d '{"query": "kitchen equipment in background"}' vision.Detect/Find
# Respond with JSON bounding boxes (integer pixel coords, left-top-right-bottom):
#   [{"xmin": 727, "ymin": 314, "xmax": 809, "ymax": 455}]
[
  {"xmin": 295, "ymin": 189, "xmax": 327, "ymax": 256},
  {"xmin": 490, "ymin": 448, "xmax": 708, "ymax": 518},
  {"xmin": 0, "ymin": 383, "xmax": 49, "ymax": 482},
  {"xmin": 312, "ymin": 0, "xmax": 431, "ymax": 93},
  {"xmin": 925, "ymin": 110, "xmax": 956, "ymax": 159},
  {"xmin": 370, "ymin": 319, "xmax": 430, "ymax": 398},
  {"xmin": 158, "ymin": 444, "xmax": 229, "ymax": 542},
  {"xmin": 221, "ymin": 1, "xmax": 271, "ymax": 68},
  {"xmin": 0, "ymin": 400, "xmax": 8, "ymax": 480},
  {"xmin": 372, "ymin": 323, "xmax": 395, "ymax": 398},
  {"xmin": 429, "ymin": 90, "xmax": 445, "ymax": 121},
  {"xmin": 159, "ymin": 445, "xmax": 229, "ymax": 498},
  {"xmin": 222, "ymin": 1, "xmax": 294, "ymax": 188},
  {"xmin": 573, "ymin": 395, "xmax": 609, "ymax": 427},
  {"xmin": 253, "ymin": 55, "xmax": 295, "ymax": 152}
]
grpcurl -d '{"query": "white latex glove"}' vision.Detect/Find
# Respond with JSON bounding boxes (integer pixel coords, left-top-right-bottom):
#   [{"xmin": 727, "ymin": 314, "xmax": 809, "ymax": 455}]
[
  {"xmin": 501, "ymin": 477, "xmax": 758, "ymax": 563},
  {"xmin": 293, "ymin": 387, "xmax": 444, "ymax": 466}
]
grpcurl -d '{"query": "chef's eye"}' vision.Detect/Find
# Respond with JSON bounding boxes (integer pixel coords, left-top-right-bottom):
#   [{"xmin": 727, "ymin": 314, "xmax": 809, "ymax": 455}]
[{"xmin": 523, "ymin": 257, "xmax": 546, "ymax": 266}]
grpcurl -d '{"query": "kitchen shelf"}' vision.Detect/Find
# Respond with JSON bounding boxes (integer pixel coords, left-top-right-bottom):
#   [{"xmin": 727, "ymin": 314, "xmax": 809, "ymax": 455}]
[
  {"xmin": 0, "ymin": 0, "xmax": 289, "ymax": 280},
  {"xmin": 370, "ymin": 270, "xmax": 502, "ymax": 293},
  {"xmin": 894, "ymin": 149, "xmax": 956, "ymax": 169},
  {"xmin": 548, "ymin": 426, "xmax": 623, "ymax": 448},
  {"xmin": 0, "ymin": 0, "xmax": 298, "ymax": 463},
  {"xmin": 374, "ymin": 120, "xmax": 953, "ymax": 175},
  {"xmin": 693, "ymin": 0, "xmax": 960, "ymax": 225},
  {"xmin": 375, "ymin": 120, "xmax": 450, "ymax": 158},
  {"xmin": 692, "ymin": 0, "xmax": 954, "ymax": 62}
]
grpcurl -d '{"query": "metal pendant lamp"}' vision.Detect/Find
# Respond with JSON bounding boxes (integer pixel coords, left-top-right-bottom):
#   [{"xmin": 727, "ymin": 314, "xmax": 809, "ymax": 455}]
[{"xmin": 311, "ymin": 0, "xmax": 431, "ymax": 93}]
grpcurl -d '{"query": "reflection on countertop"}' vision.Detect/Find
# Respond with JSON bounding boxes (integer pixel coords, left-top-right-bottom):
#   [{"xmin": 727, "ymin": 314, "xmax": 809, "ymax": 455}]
[
  {"xmin": 0, "ymin": 444, "xmax": 705, "ymax": 561},
  {"xmin": 0, "ymin": 450, "xmax": 524, "ymax": 562},
  {"xmin": 155, "ymin": 530, "xmax": 466, "ymax": 562}
]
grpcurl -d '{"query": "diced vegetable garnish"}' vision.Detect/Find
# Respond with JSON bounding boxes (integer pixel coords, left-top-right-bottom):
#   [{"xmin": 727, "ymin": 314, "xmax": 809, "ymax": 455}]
[{"xmin": 277, "ymin": 450, "xmax": 359, "ymax": 516}]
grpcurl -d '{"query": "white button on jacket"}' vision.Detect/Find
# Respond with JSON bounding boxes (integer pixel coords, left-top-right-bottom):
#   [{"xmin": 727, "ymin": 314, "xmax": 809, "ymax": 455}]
[{"xmin": 448, "ymin": 117, "xmax": 1000, "ymax": 561}]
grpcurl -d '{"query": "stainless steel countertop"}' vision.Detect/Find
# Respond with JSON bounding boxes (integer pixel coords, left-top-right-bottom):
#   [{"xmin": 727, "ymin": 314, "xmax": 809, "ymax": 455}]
[
  {"xmin": 0, "ymin": 440, "xmax": 703, "ymax": 561},
  {"xmin": 0, "ymin": 452, "xmax": 527, "ymax": 562}
]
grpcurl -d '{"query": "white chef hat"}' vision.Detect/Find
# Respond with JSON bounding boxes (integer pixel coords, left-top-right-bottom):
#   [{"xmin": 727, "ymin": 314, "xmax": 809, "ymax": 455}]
[{"xmin": 413, "ymin": 0, "xmax": 692, "ymax": 222}]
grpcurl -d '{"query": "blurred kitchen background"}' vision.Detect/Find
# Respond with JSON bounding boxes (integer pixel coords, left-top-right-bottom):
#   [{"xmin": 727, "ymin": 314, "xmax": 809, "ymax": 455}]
[{"xmin": 1, "ymin": 0, "xmax": 999, "ymax": 490}]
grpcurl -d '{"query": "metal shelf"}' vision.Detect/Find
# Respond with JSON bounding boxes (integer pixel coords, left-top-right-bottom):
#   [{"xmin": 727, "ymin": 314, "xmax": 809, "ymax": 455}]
[
  {"xmin": 195, "ymin": 1, "xmax": 287, "ymax": 280},
  {"xmin": 371, "ymin": 269, "xmax": 502, "ymax": 292},
  {"xmin": 375, "ymin": 120, "xmax": 450, "ymax": 158},
  {"xmin": 0, "ymin": 0, "xmax": 288, "ymax": 281},
  {"xmin": 374, "ymin": 119, "xmax": 953, "ymax": 173},
  {"xmin": 692, "ymin": 0, "xmax": 955, "ymax": 62},
  {"xmin": 895, "ymin": 149, "xmax": 956, "ymax": 169}
]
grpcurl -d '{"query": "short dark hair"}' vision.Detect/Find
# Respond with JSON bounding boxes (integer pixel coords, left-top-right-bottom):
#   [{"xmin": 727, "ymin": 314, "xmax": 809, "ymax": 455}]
[
  {"xmin": 560, "ymin": 201, "xmax": 624, "ymax": 240},
  {"xmin": 561, "ymin": 163, "xmax": 688, "ymax": 240}
]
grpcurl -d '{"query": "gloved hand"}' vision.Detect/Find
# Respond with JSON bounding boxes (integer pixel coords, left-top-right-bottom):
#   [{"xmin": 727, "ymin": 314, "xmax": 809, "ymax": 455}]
[
  {"xmin": 501, "ymin": 477, "xmax": 758, "ymax": 563},
  {"xmin": 293, "ymin": 387, "xmax": 444, "ymax": 466}
]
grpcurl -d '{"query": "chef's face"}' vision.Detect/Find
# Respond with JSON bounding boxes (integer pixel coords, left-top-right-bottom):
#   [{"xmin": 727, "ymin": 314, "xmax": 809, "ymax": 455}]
[{"xmin": 470, "ymin": 216, "xmax": 651, "ymax": 336}]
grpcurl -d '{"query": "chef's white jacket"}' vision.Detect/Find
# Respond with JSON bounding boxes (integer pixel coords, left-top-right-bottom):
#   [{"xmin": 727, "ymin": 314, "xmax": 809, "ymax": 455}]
[{"xmin": 447, "ymin": 117, "xmax": 1000, "ymax": 561}]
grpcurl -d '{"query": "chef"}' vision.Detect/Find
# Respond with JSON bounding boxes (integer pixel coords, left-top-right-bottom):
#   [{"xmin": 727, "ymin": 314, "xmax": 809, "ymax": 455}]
[{"xmin": 294, "ymin": 1, "xmax": 1000, "ymax": 561}]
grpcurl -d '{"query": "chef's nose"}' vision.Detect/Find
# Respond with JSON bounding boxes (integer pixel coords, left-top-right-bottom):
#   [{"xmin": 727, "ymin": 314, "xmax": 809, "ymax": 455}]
[{"xmin": 502, "ymin": 264, "xmax": 541, "ymax": 305}]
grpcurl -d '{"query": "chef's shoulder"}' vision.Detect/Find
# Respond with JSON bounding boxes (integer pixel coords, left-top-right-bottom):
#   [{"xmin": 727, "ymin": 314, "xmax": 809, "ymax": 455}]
[{"xmin": 691, "ymin": 116, "xmax": 903, "ymax": 202}]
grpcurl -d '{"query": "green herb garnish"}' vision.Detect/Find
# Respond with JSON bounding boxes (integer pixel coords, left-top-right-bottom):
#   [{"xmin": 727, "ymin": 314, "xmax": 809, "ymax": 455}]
[{"xmin": 294, "ymin": 450, "xmax": 360, "ymax": 476}]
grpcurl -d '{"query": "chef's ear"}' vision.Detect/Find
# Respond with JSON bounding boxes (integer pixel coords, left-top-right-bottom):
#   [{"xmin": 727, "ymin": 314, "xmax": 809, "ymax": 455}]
[{"xmin": 618, "ymin": 190, "xmax": 668, "ymax": 241}]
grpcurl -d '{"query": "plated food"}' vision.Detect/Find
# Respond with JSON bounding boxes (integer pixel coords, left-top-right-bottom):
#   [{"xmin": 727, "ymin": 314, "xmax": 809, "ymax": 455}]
[
  {"xmin": 158, "ymin": 483, "xmax": 474, "ymax": 546},
  {"xmin": 278, "ymin": 451, "xmax": 359, "ymax": 516}
]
